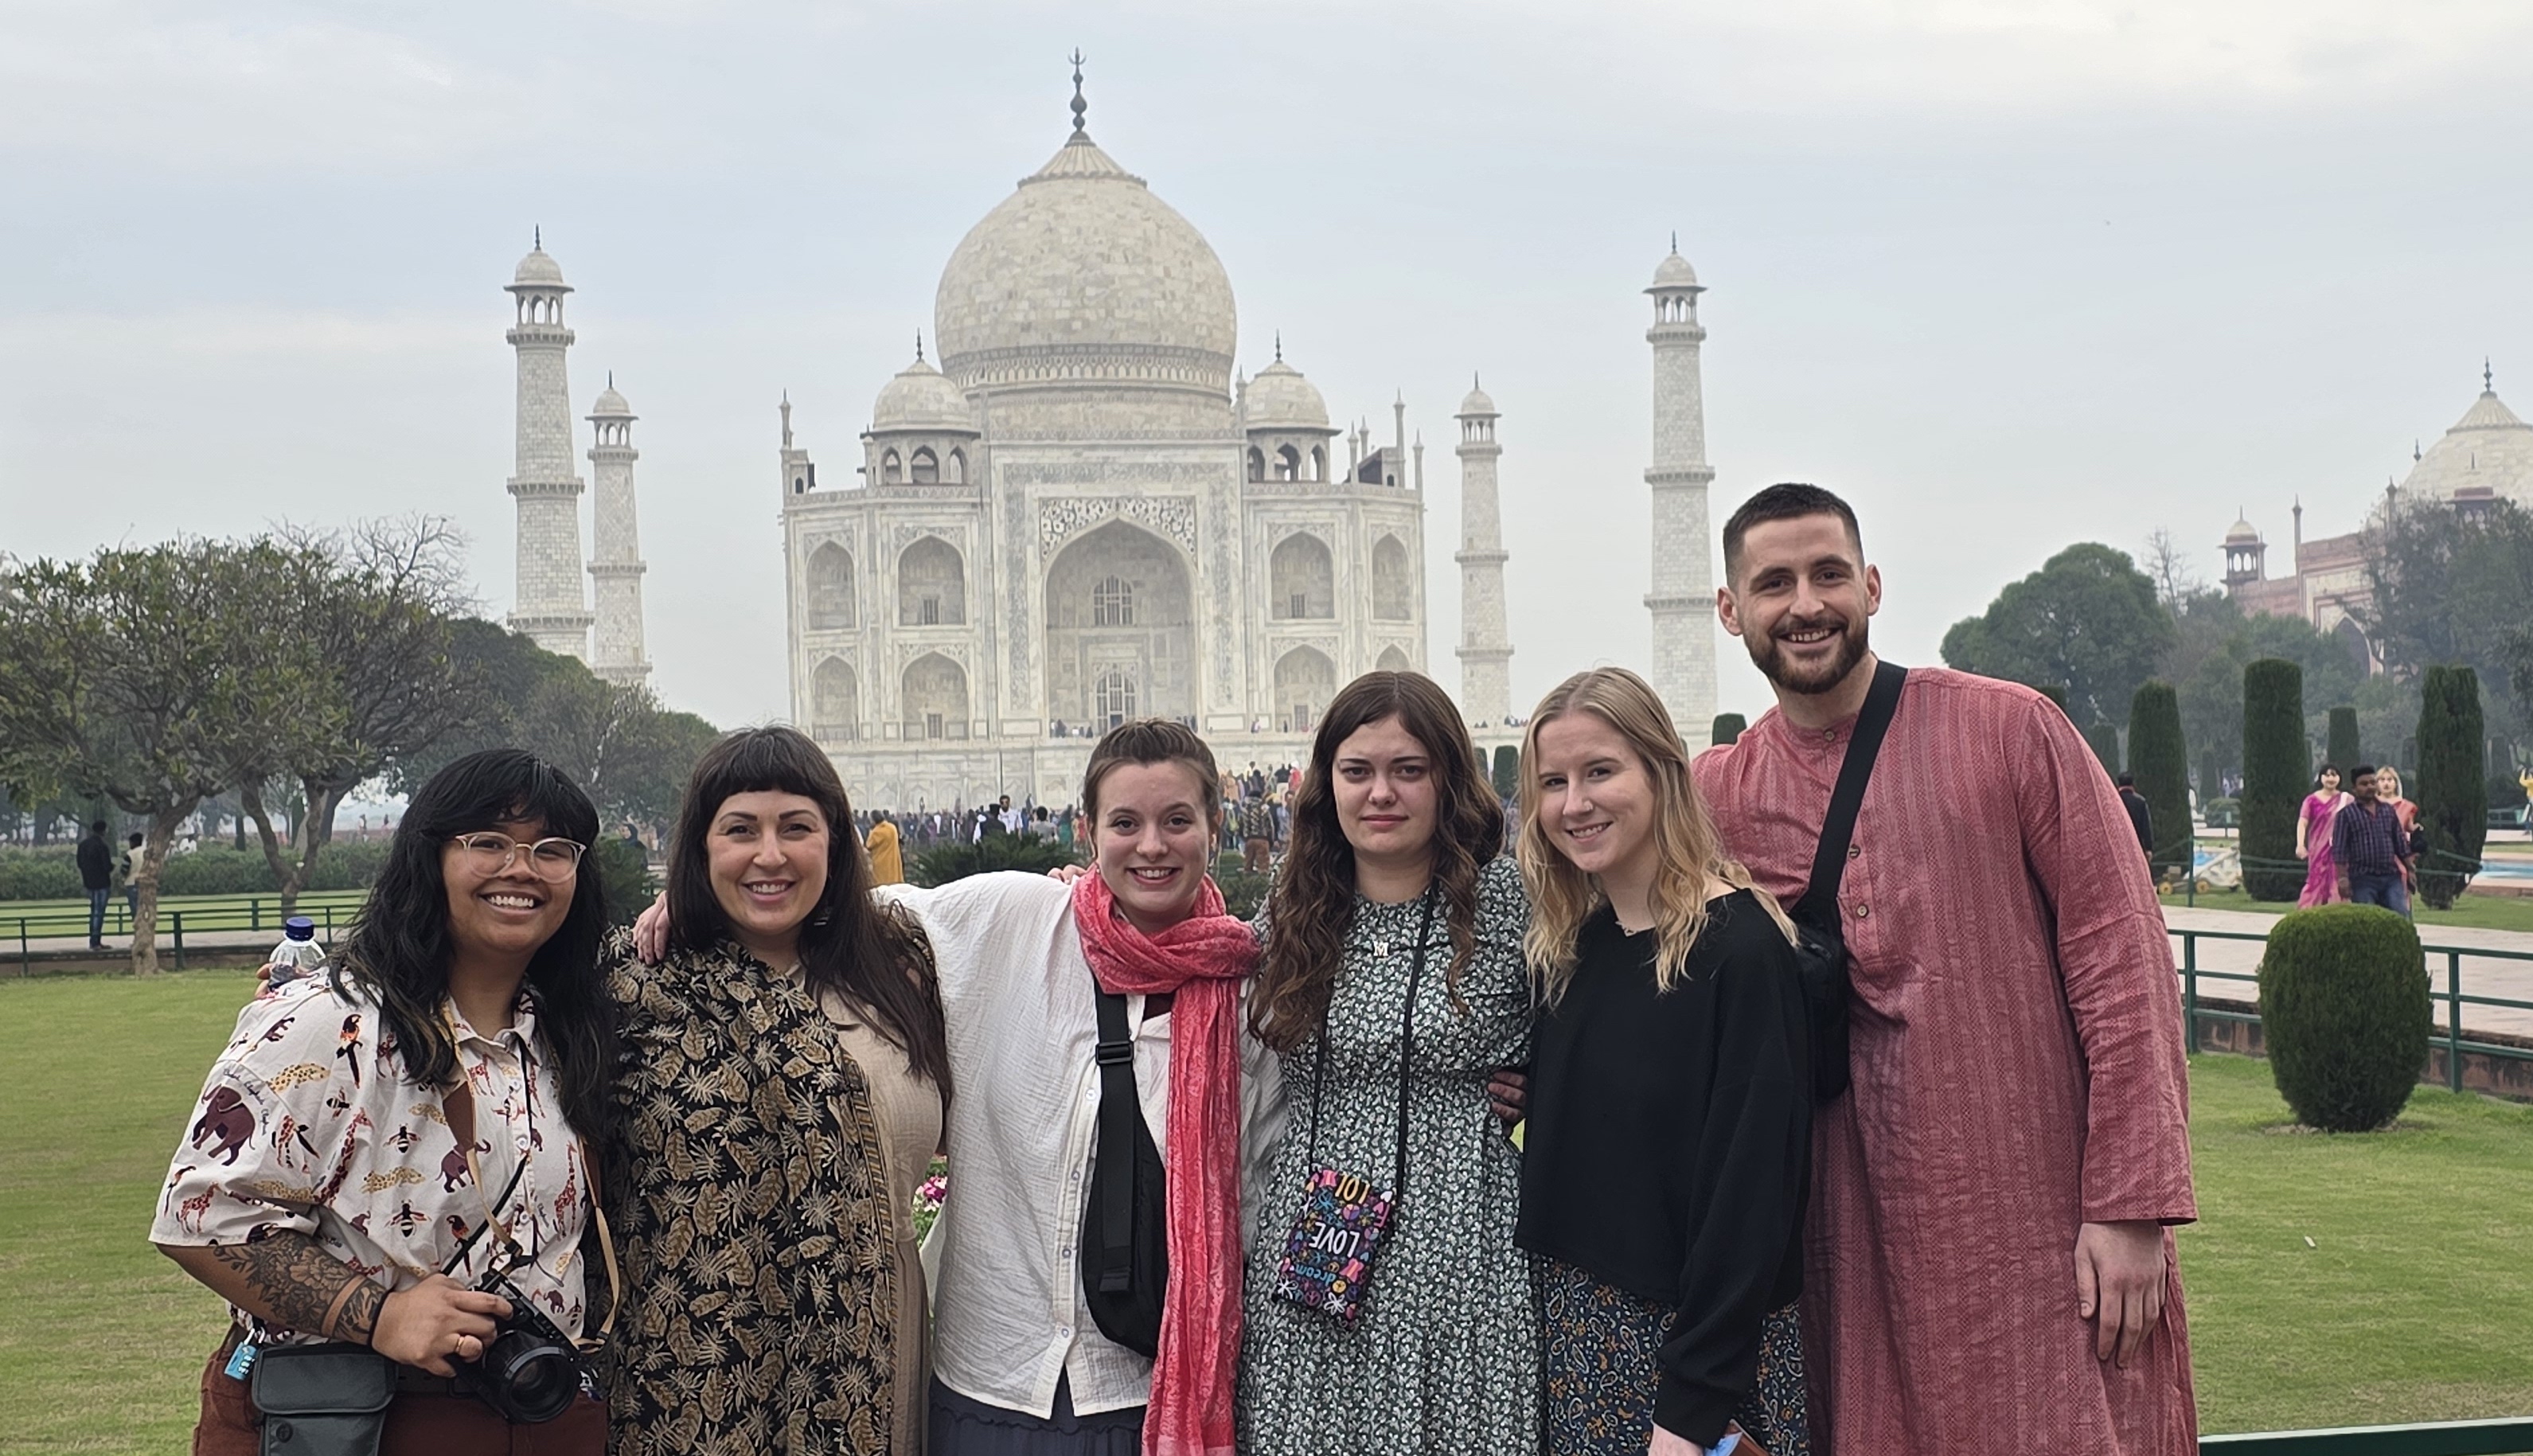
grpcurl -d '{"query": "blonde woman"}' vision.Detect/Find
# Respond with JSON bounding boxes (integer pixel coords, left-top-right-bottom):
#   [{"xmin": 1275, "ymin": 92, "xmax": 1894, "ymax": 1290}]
[{"xmin": 1515, "ymin": 667, "xmax": 1812, "ymax": 1456}]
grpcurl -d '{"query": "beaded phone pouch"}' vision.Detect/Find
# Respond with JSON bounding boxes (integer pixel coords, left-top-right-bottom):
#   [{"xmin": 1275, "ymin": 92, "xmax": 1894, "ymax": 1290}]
[{"xmin": 1270, "ymin": 888, "xmax": 1434, "ymax": 1326}]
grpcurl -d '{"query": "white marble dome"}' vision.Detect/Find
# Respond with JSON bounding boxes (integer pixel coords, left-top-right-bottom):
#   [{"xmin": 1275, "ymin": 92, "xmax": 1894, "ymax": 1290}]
[
  {"xmin": 871, "ymin": 355, "xmax": 976, "ymax": 434},
  {"xmin": 513, "ymin": 248, "xmax": 568, "ymax": 288},
  {"xmin": 2398, "ymin": 383, "xmax": 2533, "ymax": 509},
  {"xmin": 1458, "ymin": 381, "xmax": 1498, "ymax": 417},
  {"xmin": 1244, "ymin": 360, "xmax": 1328, "ymax": 430},
  {"xmin": 591, "ymin": 385, "xmax": 632, "ymax": 418},
  {"xmin": 933, "ymin": 132, "xmax": 1236, "ymax": 394},
  {"xmin": 1650, "ymin": 250, "xmax": 1700, "ymax": 290}
]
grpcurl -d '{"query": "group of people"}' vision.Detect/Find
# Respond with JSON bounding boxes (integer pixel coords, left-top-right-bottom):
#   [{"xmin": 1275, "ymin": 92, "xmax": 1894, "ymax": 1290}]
[
  {"xmin": 2297, "ymin": 763, "xmax": 2422, "ymax": 915},
  {"xmin": 152, "ymin": 483, "xmax": 2199, "ymax": 1456}
]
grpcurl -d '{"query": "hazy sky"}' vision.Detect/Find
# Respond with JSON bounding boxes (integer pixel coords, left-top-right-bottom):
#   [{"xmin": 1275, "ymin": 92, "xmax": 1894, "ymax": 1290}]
[{"xmin": 4, "ymin": 0, "xmax": 2529, "ymax": 730}]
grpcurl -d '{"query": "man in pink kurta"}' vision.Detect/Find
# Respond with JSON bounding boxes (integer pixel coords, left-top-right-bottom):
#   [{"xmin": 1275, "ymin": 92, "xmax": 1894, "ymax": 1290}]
[{"xmin": 1697, "ymin": 484, "xmax": 2196, "ymax": 1455}]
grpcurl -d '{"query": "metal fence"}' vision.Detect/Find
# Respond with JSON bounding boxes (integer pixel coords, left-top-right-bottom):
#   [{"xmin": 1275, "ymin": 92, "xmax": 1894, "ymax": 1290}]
[
  {"xmin": 9, "ymin": 893, "xmax": 362, "ymax": 974},
  {"xmin": 2202, "ymin": 1418, "xmax": 2533, "ymax": 1454},
  {"xmin": 2175, "ymin": 927, "xmax": 2533, "ymax": 1093}
]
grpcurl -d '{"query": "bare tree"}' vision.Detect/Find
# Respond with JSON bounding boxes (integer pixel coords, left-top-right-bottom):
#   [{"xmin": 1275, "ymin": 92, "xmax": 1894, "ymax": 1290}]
[{"xmin": 2141, "ymin": 529, "xmax": 2205, "ymax": 607}]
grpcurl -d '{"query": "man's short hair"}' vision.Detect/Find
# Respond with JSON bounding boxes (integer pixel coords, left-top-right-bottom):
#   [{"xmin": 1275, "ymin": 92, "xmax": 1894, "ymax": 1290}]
[
  {"xmin": 1722, "ymin": 482, "xmax": 1864, "ymax": 584},
  {"xmin": 2352, "ymin": 763, "xmax": 2378, "ymax": 779},
  {"xmin": 128, "ymin": 833, "xmax": 144, "ymax": 846},
  {"xmin": 91, "ymin": 820, "xmax": 107, "ymax": 833},
  {"xmin": 2115, "ymin": 772, "xmax": 2136, "ymax": 788}
]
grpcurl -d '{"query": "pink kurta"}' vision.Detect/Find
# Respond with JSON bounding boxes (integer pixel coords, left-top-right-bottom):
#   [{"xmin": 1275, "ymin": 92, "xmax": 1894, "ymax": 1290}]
[{"xmin": 1694, "ymin": 667, "xmax": 2196, "ymax": 1455}]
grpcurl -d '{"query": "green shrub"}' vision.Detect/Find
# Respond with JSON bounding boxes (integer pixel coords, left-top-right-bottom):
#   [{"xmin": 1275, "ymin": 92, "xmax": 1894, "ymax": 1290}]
[
  {"xmin": 0, "ymin": 841, "xmax": 394, "ymax": 901},
  {"xmin": 2326, "ymin": 706, "xmax": 2360, "ymax": 775},
  {"xmin": 1490, "ymin": 744, "xmax": 1520, "ymax": 801},
  {"xmin": 1212, "ymin": 867, "xmax": 1271, "ymax": 920},
  {"xmin": 909, "ymin": 834, "xmax": 1078, "ymax": 888},
  {"xmin": 591, "ymin": 837, "xmax": 654, "ymax": 929},
  {"xmin": 2037, "ymin": 684, "xmax": 2069, "ymax": 712},
  {"xmin": 2258, "ymin": 905, "xmax": 2430, "ymax": 1131},
  {"xmin": 2082, "ymin": 720, "xmax": 2122, "ymax": 777},
  {"xmin": 2416, "ymin": 666, "xmax": 2488, "ymax": 911},
  {"xmin": 1711, "ymin": 713, "xmax": 1747, "ymax": 747},
  {"xmin": 2241, "ymin": 658, "xmax": 2307, "ymax": 901},
  {"xmin": 2129, "ymin": 681, "xmax": 2191, "ymax": 876}
]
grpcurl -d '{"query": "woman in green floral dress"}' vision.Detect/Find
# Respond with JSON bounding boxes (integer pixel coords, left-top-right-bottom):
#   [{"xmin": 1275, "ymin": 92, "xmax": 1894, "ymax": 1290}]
[{"xmin": 1239, "ymin": 671, "xmax": 1537, "ymax": 1454}]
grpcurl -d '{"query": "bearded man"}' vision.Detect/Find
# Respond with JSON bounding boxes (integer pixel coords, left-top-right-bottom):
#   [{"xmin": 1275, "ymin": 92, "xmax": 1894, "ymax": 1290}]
[{"xmin": 1694, "ymin": 482, "xmax": 2196, "ymax": 1454}]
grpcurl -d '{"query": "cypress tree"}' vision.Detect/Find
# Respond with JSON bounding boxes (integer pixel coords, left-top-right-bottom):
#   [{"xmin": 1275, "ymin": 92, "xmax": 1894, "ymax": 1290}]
[
  {"xmin": 2129, "ymin": 681, "xmax": 2191, "ymax": 878},
  {"xmin": 2415, "ymin": 666, "xmax": 2488, "ymax": 910},
  {"xmin": 1490, "ymin": 744, "xmax": 1520, "ymax": 802},
  {"xmin": 1711, "ymin": 712, "xmax": 1747, "ymax": 747},
  {"xmin": 2083, "ymin": 720, "xmax": 2123, "ymax": 777},
  {"xmin": 2198, "ymin": 749, "xmax": 2222, "ymax": 806},
  {"xmin": 2326, "ymin": 706, "xmax": 2360, "ymax": 775},
  {"xmin": 2241, "ymin": 658, "xmax": 2307, "ymax": 901}
]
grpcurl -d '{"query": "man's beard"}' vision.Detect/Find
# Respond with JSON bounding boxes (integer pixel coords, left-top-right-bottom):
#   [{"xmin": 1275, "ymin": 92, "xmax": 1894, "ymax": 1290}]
[{"xmin": 1747, "ymin": 614, "xmax": 1871, "ymax": 696}]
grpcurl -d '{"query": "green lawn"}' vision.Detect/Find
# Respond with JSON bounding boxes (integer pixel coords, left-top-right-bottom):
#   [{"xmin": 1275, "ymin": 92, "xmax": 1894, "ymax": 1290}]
[
  {"xmin": 3, "ymin": 976, "xmax": 2528, "ymax": 1450},
  {"xmin": 2164, "ymin": 884, "xmax": 2533, "ymax": 935}
]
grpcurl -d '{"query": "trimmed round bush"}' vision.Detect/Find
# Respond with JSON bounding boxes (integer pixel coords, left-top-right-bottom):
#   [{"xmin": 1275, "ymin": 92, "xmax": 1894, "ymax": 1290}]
[{"xmin": 2258, "ymin": 905, "xmax": 2430, "ymax": 1131}]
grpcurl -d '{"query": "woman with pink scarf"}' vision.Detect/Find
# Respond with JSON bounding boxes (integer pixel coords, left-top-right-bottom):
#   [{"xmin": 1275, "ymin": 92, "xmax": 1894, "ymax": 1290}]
[{"xmin": 2296, "ymin": 765, "xmax": 2350, "ymax": 908}]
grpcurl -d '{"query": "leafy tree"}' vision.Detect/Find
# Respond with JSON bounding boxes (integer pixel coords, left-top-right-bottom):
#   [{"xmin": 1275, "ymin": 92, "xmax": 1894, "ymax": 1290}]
[
  {"xmin": 2239, "ymin": 658, "xmax": 2307, "ymax": 902},
  {"xmin": 0, "ymin": 541, "xmax": 318, "ymax": 972},
  {"xmin": 2414, "ymin": 666, "xmax": 2487, "ymax": 910},
  {"xmin": 2082, "ymin": 720, "xmax": 2122, "ymax": 778},
  {"xmin": 1940, "ymin": 543, "xmax": 2174, "ymax": 728},
  {"xmin": 1490, "ymin": 744, "xmax": 1520, "ymax": 801},
  {"xmin": 232, "ymin": 518, "xmax": 477, "ymax": 913},
  {"xmin": 2358, "ymin": 497, "xmax": 2533, "ymax": 740},
  {"xmin": 2164, "ymin": 589, "xmax": 2370, "ymax": 786},
  {"xmin": 2325, "ymin": 707, "xmax": 2360, "ymax": 775},
  {"xmin": 1711, "ymin": 713, "xmax": 1747, "ymax": 746},
  {"xmin": 2129, "ymin": 682, "xmax": 2191, "ymax": 876}
]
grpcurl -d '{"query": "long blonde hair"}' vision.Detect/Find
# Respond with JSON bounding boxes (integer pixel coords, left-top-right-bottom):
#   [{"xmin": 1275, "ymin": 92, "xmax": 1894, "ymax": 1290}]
[{"xmin": 1516, "ymin": 667, "xmax": 1793, "ymax": 1005}]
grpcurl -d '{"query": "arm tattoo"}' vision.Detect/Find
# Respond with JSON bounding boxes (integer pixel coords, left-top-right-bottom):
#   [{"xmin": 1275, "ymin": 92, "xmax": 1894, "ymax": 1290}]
[{"xmin": 205, "ymin": 1234, "xmax": 381, "ymax": 1344}]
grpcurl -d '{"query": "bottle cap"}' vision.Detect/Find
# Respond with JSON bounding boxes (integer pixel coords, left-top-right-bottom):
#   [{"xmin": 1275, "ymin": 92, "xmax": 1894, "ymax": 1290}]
[{"xmin": 284, "ymin": 916, "xmax": 316, "ymax": 939}]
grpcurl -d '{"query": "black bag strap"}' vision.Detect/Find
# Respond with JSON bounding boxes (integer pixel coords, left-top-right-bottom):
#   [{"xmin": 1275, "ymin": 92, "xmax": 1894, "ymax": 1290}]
[
  {"xmin": 1795, "ymin": 660, "xmax": 1907, "ymax": 925},
  {"xmin": 1089, "ymin": 975, "xmax": 1143, "ymax": 1295},
  {"xmin": 1305, "ymin": 885, "xmax": 1438, "ymax": 1208}
]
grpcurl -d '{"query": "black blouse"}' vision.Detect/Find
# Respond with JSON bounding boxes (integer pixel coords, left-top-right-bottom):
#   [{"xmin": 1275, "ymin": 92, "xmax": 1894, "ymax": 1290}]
[{"xmin": 1515, "ymin": 890, "xmax": 1813, "ymax": 1446}]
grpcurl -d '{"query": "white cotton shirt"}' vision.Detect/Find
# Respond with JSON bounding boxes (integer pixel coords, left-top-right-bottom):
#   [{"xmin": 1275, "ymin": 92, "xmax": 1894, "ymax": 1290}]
[{"xmin": 877, "ymin": 872, "xmax": 1286, "ymax": 1419}]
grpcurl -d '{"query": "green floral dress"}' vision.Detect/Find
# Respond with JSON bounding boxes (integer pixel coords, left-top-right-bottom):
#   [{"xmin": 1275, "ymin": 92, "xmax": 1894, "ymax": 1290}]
[{"xmin": 1238, "ymin": 857, "xmax": 1537, "ymax": 1454}]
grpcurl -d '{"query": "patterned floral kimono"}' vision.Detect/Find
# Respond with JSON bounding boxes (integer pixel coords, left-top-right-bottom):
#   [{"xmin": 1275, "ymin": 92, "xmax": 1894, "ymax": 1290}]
[{"xmin": 599, "ymin": 931, "xmax": 901, "ymax": 1454}]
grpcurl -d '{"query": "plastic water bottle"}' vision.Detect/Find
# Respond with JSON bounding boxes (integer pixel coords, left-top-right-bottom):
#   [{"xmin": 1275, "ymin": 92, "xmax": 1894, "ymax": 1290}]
[{"xmin": 266, "ymin": 917, "xmax": 327, "ymax": 989}]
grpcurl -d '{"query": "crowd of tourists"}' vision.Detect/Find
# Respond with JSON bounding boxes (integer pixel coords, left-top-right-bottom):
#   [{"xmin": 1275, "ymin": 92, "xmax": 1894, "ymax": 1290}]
[{"xmin": 150, "ymin": 482, "xmax": 2198, "ymax": 1456}]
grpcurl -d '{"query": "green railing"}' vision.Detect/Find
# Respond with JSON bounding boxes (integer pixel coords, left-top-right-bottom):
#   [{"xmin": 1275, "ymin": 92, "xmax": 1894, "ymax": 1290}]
[
  {"xmin": 8, "ymin": 893, "xmax": 361, "ymax": 974},
  {"xmin": 2174, "ymin": 927, "xmax": 2533, "ymax": 1094},
  {"xmin": 2203, "ymin": 1417, "xmax": 2533, "ymax": 1454}
]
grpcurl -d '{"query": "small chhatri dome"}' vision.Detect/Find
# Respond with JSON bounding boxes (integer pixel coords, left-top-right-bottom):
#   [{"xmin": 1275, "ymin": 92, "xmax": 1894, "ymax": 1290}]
[
  {"xmin": 591, "ymin": 376, "xmax": 633, "ymax": 418},
  {"xmin": 1243, "ymin": 358, "xmax": 1328, "ymax": 430},
  {"xmin": 872, "ymin": 349, "xmax": 976, "ymax": 434},
  {"xmin": 1649, "ymin": 238, "xmax": 1700, "ymax": 291},
  {"xmin": 513, "ymin": 235, "xmax": 568, "ymax": 288},
  {"xmin": 1458, "ymin": 375, "xmax": 1498, "ymax": 417},
  {"xmin": 2223, "ymin": 516, "xmax": 2261, "ymax": 545}
]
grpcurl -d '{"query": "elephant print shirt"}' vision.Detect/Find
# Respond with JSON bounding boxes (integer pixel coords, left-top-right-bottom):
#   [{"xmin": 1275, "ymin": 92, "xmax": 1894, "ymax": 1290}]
[{"xmin": 151, "ymin": 975, "xmax": 592, "ymax": 1345}]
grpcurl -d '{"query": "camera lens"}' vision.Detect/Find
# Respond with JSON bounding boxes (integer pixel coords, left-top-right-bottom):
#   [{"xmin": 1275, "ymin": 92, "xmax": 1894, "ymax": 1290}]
[{"xmin": 482, "ymin": 1332, "xmax": 579, "ymax": 1423}]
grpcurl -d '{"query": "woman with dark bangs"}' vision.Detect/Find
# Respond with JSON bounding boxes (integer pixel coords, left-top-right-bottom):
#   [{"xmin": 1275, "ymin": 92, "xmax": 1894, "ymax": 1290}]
[
  {"xmin": 155, "ymin": 749, "xmax": 615, "ymax": 1454},
  {"xmin": 603, "ymin": 725, "xmax": 948, "ymax": 1454},
  {"xmin": 1237, "ymin": 670, "xmax": 1538, "ymax": 1454}
]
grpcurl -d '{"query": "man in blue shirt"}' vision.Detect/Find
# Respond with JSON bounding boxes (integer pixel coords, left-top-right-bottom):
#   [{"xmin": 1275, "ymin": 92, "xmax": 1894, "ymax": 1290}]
[{"xmin": 2333, "ymin": 765, "xmax": 2414, "ymax": 916}]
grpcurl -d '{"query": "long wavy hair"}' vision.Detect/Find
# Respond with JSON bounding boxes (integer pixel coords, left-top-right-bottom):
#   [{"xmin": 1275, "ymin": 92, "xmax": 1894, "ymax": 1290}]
[
  {"xmin": 331, "ymin": 748, "xmax": 617, "ymax": 1136},
  {"xmin": 665, "ymin": 726, "xmax": 949, "ymax": 1099},
  {"xmin": 1516, "ymin": 667, "xmax": 1793, "ymax": 1005},
  {"xmin": 1252, "ymin": 671, "xmax": 1501, "ymax": 1053}
]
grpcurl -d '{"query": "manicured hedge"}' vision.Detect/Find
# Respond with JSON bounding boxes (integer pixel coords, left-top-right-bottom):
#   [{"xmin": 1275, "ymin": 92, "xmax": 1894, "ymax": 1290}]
[
  {"xmin": 1711, "ymin": 713, "xmax": 1747, "ymax": 747},
  {"xmin": 0, "ymin": 842, "xmax": 392, "ymax": 901},
  {"xmin": 2258, "ymin": 904, "xmax": 2430, "ymax": 1131},
  {"xmin": 2129, "ymin": 681, "xmax": 2191, "ymax": 877},
  {"xmin": 2240, "ymin": 658, "xmax": 2306, "ymax": 902}
]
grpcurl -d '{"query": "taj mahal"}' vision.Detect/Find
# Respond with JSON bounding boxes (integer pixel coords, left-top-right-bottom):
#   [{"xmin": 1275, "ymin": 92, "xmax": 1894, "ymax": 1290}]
[{"xmin": 498, "ymin": 72, "xmax": 1721, "ymax": 809}]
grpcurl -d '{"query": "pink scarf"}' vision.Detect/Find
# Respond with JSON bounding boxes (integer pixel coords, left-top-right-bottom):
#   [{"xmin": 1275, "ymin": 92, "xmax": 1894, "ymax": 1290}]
[{"xmin": 1070, "ymin": 872, "xmax": 1259, "ymax": 1456}]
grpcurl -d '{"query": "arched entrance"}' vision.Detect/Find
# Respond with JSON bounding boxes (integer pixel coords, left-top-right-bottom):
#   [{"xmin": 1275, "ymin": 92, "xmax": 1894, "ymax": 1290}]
[{"xmin": 1045, "ymin": 521, "xmax": 1195, "ymax": 728}]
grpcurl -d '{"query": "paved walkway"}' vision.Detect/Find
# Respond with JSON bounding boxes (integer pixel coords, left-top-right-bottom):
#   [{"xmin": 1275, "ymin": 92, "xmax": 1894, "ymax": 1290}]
[{"xmin": 2164, "ymin": 905, "xmax": 2533, "ymax": 1040}]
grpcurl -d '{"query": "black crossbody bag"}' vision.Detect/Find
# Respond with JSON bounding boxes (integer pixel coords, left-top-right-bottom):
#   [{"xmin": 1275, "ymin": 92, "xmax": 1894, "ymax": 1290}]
[
  {"xmin": 1079, "ymin": 973, "xmax": 1169, "ymax": 1358},
  {"xmin": 1789, "ymin": 659, "xmax": 1906, "ymax": 1105}
]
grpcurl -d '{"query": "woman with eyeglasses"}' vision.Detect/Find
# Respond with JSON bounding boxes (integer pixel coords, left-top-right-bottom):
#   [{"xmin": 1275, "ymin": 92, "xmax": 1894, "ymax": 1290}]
[
  {"xmin": 153, "ymin": 748, "xmax": 617, "ymax": 1454},
  {"xmin": 602, "ymin": 726, "xmax": 949, "ymax": 1454}
]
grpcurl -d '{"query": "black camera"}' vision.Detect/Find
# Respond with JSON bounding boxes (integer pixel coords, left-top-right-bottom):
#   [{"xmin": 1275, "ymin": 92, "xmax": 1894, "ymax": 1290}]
[{"xmin": 447, "ymin": 1268, "xmax": 587, "ymax": 1423}]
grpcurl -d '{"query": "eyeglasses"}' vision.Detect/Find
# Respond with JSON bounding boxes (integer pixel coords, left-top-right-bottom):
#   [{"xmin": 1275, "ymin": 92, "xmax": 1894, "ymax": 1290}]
[{"xmin": 450, "ymin": 833, "xmax": 587, "ymax": 883}]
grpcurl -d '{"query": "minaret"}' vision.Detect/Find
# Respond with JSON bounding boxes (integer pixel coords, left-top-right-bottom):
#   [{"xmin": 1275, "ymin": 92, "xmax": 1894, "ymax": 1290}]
[
  {"xmin": 1642, "ymin": 240, "xmax": 1716, "ymax": 731},
  {"xmin": 587, "ymin": 375, "xmax": 650, "ymax": 686},
  {"xmin": 1454, "ymin": 379, "xmax": 1512, "ymax": 722},
  {"xmin": 504, "ymin": 234, "xmax": 592, "ymax": 659}
]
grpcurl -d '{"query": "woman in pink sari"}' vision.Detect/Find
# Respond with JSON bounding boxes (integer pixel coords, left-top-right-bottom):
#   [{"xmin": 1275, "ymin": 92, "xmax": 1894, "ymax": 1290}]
[{"xmin": 2295, "ymin": 765, "xmax": 2348, "ymax": 908}]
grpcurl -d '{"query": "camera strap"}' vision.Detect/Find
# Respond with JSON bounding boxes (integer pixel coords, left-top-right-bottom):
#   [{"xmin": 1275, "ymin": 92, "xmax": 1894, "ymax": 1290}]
[{"xmin": 436, "ymin": 1056, "xmax": 621, "ymax": 1349}]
